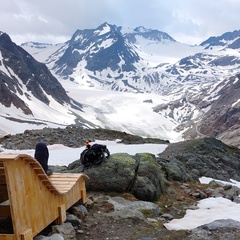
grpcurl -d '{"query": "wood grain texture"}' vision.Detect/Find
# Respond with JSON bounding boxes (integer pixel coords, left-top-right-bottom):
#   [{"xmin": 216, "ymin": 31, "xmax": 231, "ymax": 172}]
[{"xmin": 0, "ymin": 154, "xmax": 89, "ymax": 240}]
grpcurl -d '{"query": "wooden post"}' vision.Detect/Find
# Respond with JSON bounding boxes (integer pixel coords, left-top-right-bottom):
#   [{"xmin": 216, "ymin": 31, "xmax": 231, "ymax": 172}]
[
  {"xmin": 20, "ymin": 229, "xmax": 33, "ymax": 240},
  {"xmin": 56, "ymin": 205, "xmax": 66, "ymax": 224}
]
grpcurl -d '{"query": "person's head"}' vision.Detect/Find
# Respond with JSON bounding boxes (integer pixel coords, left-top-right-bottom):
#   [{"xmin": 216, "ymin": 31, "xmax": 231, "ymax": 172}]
[{"xmin": 35, "ymin": 142, "xmax": 48, "ymax": 152}]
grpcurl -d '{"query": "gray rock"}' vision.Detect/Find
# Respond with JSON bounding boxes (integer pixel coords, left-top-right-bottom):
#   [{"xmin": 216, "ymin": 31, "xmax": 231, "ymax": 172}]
[
  {"xmin": 161, "ymin": 213, "xmax": 173, "ymax": 220},
  {"xmin": 34, "ymin": 234, "xmax": 64, "ymax": 240},
  {"xmin": 233, "ymin": 196, "xmax": 240, "ymax": 203},
  {"xmin": 52, "ymin": 222, "xmax": 76, "ymax": 240},
  {"xmin": 202, "ymin": 219, "xmax": 240, "ymax": 230},
  {"xmin": 131, "ymin": 153, "xmax": 167, "ymax": 201},
  {"xmin": 74, "ymin": 153, "xmax": 167, "ymax": 201},
  {"xmin": 84, "ymin": 153, "xmax": 137, "ymax": 192},
  {"xmin": 108, "ymin": 196, "xmax": 160, "ymax": 211},
  {"xmin": 159, "ymin": 137, "xmax": 240, "ymax": 182},
  {"xmin": 71, "ymin": 205, "xmax": 89, "ymax": 217},
  {"xmin": 106, "ymin": 196, "xmax": 161, "ymax": 220},
  {"xmin": 66, "ymin": 213, "xmax": 82, "ymax": 227}
]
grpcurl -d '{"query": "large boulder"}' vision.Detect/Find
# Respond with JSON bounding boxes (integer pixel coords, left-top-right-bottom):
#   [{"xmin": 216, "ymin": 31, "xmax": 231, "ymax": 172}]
[
  {"xmin": 158, "ymin": 137, "xmax": 240, "ymax": 182},
  {"xmin": 131, "ymin": 153, "xmax": 167, "ymax": 201},
  {"xmin": 68, "ymin": 153, "xmax": 168, "ymax": 202}
]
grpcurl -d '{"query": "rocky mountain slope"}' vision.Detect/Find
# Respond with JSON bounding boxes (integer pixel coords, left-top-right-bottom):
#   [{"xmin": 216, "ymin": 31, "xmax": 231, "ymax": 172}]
[
  {"xmin": 0, "ymin": 32, "xmax": 71, "ymax": 112},
  {"xmin": 19, "ymin": 23, "xmax": 240, "ymax": 148},
  {"xmin": 0, "ymin": 32, "xmax": 99, "ymax": 136},
  {"xmin": 198, "ymin": 73, "xmax": 240, "ymax": 147},
  {"xmin": 1, "ymin": 24, "xmax": 240, "ymax": 147}
]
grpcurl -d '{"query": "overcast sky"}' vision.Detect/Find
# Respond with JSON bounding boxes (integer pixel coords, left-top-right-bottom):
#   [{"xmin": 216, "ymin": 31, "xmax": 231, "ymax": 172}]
[{"xmin": 1, "ymin": 0, "xmax": 239, "ymax": 45}]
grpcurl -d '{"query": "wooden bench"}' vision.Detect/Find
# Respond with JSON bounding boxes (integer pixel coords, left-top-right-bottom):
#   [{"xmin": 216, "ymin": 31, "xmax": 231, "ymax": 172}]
[{"xmin": 0, "ymin": 154, "xmax": 89, "ymax": 240}]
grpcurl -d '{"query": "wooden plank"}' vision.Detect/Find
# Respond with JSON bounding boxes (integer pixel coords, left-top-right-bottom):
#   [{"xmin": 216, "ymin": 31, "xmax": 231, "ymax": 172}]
[
  {"xmin": 32, "ymin": 168, "xmax": 43, "ymax": 173},
  {"xmin": 49, "ymin": 189, "xmax": 61, "ymax": 194},
  {"xmin": 50, "ymin": 180, "xmax": 79, "ymax": 184},
  {"xmin": 0, "ymin": 180, "xmax": 6, "ymax": 184},
  {"xmin": 50, "ymin": 176, "xmax": 80, "ymax": 179},
  {"xmin": 0, "ymin": 170, "xmax": 8, "ymax": 202},
  {"xmin": 51, "ymin": 183, "xmax": 76, "ymax": 188},
  {"xmin": 0, "ymin": 185, "xmax": 7, "ymax": 192},
  {"xmin": 49, "ymin": 173, "xmax": 83, "ymax": 178},
  {"xmin": 29, "ymin": 162, "xmax": 41, "ymax": 167},
  {"xmin": 37, "ymin": 175, "xmax": 49, "ymax": 181},
  {"xmin": 0, "ymin": 234, "xmax": 16, "ymax": 240},
  {"xmin": 0, "ymin": 177, "xmax": 6, "ymax": 181},
  {"xmin": 50, "ymin": 182, "xmax": 77, "ymax": 187},
  {"xmin": 0, "ymin": 205, "xmax": 11, "ymax": 218}
]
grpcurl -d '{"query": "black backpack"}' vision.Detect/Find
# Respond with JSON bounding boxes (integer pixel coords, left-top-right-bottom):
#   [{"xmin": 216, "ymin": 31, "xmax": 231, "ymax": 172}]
[{"xmin": 80, "ymin": 144, "xmax": 110, "ymax": 168}]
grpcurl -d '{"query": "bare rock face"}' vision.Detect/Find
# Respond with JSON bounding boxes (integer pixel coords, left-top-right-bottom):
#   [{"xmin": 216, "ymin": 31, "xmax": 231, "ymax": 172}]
[
  {"xmin": 0, "ymin": 32, "xmax": 73, "ymax": 114},
  {"xmin": 198, "ymin": 74, "xmax": 240, "ymax": 147}
]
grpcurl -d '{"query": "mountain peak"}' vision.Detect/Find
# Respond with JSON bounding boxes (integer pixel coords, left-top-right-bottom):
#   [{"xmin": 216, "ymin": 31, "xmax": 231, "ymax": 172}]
[
  {"xmin": 125, "ymin": 26, "xmax": 176, "ymax": 43},
  {"xmin": 200, "ymin": 29, "xmax": 240, "ymax": 49},
  {"xmin": 134, "ymin": 26, "xmax": 149, "ymax": 33}
]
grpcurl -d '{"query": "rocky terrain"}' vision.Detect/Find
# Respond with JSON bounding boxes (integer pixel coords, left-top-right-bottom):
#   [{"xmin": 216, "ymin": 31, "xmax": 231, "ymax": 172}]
[
  {"xmin": 1, "ymin": 127, "xmax": 240, "ymax": 239},
  {"xmin": 0, "ymin": 126, "xmax": 169, "ymax": 150}
]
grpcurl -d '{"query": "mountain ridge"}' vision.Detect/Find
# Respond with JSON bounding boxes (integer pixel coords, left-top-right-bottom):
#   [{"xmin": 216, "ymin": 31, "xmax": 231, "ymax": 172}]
[{"xmin": 1, "ymin": 24, "xmax": 240, "ymax": 147}]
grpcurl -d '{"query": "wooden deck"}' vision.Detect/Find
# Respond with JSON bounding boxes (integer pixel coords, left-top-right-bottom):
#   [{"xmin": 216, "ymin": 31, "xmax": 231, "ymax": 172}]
[{"xmin": 0, "ymin": 154, "xmax": 89, "ymax": 240}]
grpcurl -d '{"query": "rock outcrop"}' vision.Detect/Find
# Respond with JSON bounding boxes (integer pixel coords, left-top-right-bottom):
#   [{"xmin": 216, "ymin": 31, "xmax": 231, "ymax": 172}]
[
  {"xmin": 158, "ymin": 137, "xmax": 240, "ymax": 182},
  {"xmin": 67, "ymin": 152, "xmax": 168, "ymax": 202},
  {"xmin": 0, "ymin": 126, "xmax": 169, "ymax": 149}
]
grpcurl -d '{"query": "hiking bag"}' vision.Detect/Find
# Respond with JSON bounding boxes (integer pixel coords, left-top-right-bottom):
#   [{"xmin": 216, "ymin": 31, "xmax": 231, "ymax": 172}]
[{"xmin": 80, "ymin": 143, "xmax": 110, "ymax": 168}]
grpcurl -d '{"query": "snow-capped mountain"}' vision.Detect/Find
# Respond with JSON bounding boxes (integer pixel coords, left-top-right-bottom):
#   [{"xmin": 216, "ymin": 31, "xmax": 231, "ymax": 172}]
[
  {"xmin": 1, "ymin": 23, "xmax": 240, "ymax": 147},
  {"xmin": 23, "ymin": 23, "xmax": 240, "ymax": 96},
  {"xmin": 0, "ymin": 31, "xmax": 97, "ymax": 136},
  {"xmin": 24, "ymin": 23, "xmax": 206, "ymax": 93},
  {"xmin": 200, "ymin": 29, "xmax": 240, "ymax": 49}
]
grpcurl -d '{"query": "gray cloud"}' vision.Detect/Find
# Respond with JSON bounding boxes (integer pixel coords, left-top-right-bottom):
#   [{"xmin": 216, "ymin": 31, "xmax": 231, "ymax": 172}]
[{"xmin": 0, "ymin": 0, "xmax": 239, "ymax": 45}]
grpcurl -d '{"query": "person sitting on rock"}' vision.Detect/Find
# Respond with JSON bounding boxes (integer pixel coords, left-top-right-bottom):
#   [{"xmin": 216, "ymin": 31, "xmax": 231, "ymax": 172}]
[{"xmin": 34, "ymin": 142, "xmax": 53, "ymax": 176}]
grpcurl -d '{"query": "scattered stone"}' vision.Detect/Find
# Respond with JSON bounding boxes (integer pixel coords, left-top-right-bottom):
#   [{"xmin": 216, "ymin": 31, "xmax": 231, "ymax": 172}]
[
  {"xmin": 51, "ymin": 222, "xmax": 76, "ymax": 240},
  {"xmin": 66, "ymin": 213, "xmax": 82, "ymax": 227},
  {"xmin": 34, "ymin": 233, "xmax": 64, "ymax": 240},
  {"xmin": 70, "ymin": 205, "xmax": 89, "ymax": 220},
  {"xmin": 161, "ymin": 213, "xmax": 173, "ymax": 220},
  {"xmin": 202, "ymin": 219, "xmax": 240, "ymax": 230}
]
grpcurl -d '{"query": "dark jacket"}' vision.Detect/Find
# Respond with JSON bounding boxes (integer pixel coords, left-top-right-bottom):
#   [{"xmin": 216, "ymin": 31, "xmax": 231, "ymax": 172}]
[{"xmin": 34, "ymin": 142, "xmax": 49, "ymax": 173}]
